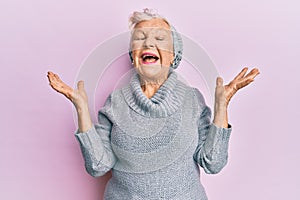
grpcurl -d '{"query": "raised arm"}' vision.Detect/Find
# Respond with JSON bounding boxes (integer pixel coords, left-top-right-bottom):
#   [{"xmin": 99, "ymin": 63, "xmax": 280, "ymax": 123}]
[
  {"xmin": 47, "ymin": 71, "xmax": 116, "ymax": 176},
  {"xmin": 194, "ymin": 67, "xmax": 260, "ymax": 174}
]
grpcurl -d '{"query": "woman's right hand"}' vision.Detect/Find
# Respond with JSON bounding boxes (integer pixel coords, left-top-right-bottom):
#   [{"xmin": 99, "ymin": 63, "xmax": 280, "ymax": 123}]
[{"xmin": 47, "ymin": 71, "xmax": 88, "ymax": 109}]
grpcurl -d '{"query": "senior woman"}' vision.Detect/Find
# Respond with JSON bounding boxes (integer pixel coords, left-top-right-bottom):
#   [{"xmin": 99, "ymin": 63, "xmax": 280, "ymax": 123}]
[{"xmin": 47, "ymin": 9, "xmax": 259, "ymax": 200}]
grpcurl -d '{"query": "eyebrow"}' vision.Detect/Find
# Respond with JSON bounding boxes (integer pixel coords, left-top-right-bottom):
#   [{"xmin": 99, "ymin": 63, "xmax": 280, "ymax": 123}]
[
  {"xmin": 133, "ymin": 28, "xmax": 170, "ymax": 35},
  {"xmin": 133, "ymin": 29, "xmax": 145, "ymax": 34}
]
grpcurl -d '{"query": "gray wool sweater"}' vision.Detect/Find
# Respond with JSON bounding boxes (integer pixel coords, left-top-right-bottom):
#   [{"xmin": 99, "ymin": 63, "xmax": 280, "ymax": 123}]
[{"xmin": 75, "ymin": 71, "xmax": 232, "ymax": 200}]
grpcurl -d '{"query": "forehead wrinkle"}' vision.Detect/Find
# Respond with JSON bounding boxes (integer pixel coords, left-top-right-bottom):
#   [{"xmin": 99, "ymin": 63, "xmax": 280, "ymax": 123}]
[
  {"xmin": 134, "ymin": 18, "xmax": 170, "ymax": 29},
  {"xmin": 133, "ymin": 27, "xmax": 171, "ymax": 35}
]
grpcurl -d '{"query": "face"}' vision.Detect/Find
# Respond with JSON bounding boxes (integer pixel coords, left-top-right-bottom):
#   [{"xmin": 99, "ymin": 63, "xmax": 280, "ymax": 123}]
[{"xmin": 130, "ymin": 18, "xmax": 174, "ymax": 81}]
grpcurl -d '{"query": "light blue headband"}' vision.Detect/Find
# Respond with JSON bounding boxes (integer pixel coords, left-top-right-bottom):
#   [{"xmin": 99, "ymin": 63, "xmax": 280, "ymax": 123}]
[{"xmin": 129, "ymin": 25, "xmax": 183, "ymax": 69}]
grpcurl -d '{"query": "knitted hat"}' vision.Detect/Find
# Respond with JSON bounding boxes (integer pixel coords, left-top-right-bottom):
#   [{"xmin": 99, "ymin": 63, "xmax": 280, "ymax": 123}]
[{"xmin": 170, "ymin": 26, "xmax": 183, "ymax": 69}]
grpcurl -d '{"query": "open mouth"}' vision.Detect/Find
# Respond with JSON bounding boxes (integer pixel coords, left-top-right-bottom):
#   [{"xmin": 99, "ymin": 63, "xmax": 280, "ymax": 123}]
[{"xmin": 141, "ymin": 52, "xmax": 159, "ymax": 64}]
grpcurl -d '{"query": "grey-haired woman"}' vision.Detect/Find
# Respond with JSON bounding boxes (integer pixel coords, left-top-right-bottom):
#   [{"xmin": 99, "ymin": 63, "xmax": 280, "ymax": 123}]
[{"xmin": 47, "ymin": 8, "xmax": 259, "ymax": 200}]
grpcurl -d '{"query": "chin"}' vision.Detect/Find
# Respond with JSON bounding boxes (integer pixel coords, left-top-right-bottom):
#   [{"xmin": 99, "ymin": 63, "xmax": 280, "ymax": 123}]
[
  {"xmin": 136, "ymin": 64, "xmax": 169, "ymax": 82},
  {"xmin": 139, "ymin": 69, "xmax": 162, "ymax": 78}
]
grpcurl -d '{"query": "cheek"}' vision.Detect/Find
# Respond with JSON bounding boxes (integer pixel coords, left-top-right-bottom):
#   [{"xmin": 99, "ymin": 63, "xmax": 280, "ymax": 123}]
[
  {"xmin": 157, "ymin": 41, "xmax": 173, "ymax": 56},
  {"xmin": 157, "ymin": 41, "xmax": 173, "ymax": 51},
  {"xmin": 131, "ymin": 51, "xmax": 139, "ymax": 65},
  {"xmin": 158, "ymin": 43, "xmax": 174, "ymax": 62},
  {"xmin": 131, "ymin": 46, "xmax": 141, "ymax": 58},
  {"xmin": 159, "ymin": 50, "xmax": 174, "ymax": 66},
  {"xmin": 131, "ymin": 41, "xmax": 143, "ymax": 52}
]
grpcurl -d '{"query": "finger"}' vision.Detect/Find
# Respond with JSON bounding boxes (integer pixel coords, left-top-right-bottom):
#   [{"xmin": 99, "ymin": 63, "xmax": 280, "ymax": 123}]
[
  {"xmin": 236, "ymin": 77, "xmax": 255, "ymax": 90},
  {"xmin": 49, "ymin": 81, "xmax": 63, "ymax": 92},
  {"xmin": 51, "ymin": 81, "xmax": 73, "ymax": 98},
  {"xmin": 48, "ymin": 74, "xmax": 67, "ymax": 92},
  {"xmin": 47, "ymin": 71, "xmax": 54, "ymax": 75},
  {"xmin": 47, "ymin": 71, "xmax": 54, "ymax": 79},
  {"xmin": 47, "ymin": 72, "xmax": 60, "ymax": 83},
  {"xmin": 234, "ymin": 67, "xmax": 248, "ymax": 80},
  {"xmin": 47, "ymin": 71, "xmax": 55, "ymax": 75},
  {"xmin": 53, "ymin": 73, "xmax": 62, "ymax": 82},
  {"xmin": 47, "ymin": 72, "xmax": 52, "ymax": 81},
  {"xmin": 77, "ymin": 80, "xmax": 85, "ymax": 91},
  {"xmin": 48, "ymin": 74, "xmax": 61, "ymax": 86},
  {"xmin": 216, "ymin": 77, "xmax": 223, "ymax": 87},
  {"xmin": 251, "ymin": 68, "xmax": 260, "ymax": 74},
  {"xmin": 244, "ymin": 68, "xmax": 260, "ymax": 80},
  {"xmin": 48, "ymin": 71, "xmax": 56, "ymax": 78},
  {"xmin": 51, "ymin": 73, "xmax": 69, "ymax": 87},
  {"xmin": 47, "ymin": 72, "xmax": 57, "ymax": 84}
]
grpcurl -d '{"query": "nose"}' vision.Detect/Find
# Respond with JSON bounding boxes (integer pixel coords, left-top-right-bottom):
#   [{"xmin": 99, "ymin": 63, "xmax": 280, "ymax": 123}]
[{"xmin": 143, "ymin": 37, "xmax": 155, "ymax": 48}]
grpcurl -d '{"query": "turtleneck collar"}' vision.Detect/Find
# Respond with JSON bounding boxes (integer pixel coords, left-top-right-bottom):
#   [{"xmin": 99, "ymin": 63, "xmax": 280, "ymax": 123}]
[{"xmin": 122, "ymin": 71, "xmax": 187, "ymax": 118}]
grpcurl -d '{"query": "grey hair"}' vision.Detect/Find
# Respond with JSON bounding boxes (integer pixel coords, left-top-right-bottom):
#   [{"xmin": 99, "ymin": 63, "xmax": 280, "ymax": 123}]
[
  {"xmin": 128, "ymin": 8, "xmax": 183, "ymax": 69},
  {"xmin": 129, "ymin": 8, "xmax": 169, "ymax": 30}
]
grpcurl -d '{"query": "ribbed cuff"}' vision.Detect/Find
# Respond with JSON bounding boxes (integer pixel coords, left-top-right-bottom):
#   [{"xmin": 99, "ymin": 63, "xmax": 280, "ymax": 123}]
[{"xmin": 210, "ymin": 123, "xmax": 232, "ymax": 141}]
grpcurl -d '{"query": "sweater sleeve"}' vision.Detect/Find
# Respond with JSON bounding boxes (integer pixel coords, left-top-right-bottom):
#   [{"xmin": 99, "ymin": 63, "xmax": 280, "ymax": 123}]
[
  {"xmin": 192, "ymin": 88, "xmax": 232, "ymax": 174},
  {"xmin": 74, "ymin": 95, "xmax": 117, "ymax": 177}
]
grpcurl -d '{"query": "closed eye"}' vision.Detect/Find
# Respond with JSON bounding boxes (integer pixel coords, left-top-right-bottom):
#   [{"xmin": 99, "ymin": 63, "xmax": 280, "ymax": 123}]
[
  {"xmin": 132, "ymin": 30, "xmax": 146, "ymax": 41},
  {"xmin": 134, "ymin": 36, "xmax": 146, "ymax": 40},
  {"xmin": 156, "ymin": 37, "xmax": 165, "ymax": 41}
]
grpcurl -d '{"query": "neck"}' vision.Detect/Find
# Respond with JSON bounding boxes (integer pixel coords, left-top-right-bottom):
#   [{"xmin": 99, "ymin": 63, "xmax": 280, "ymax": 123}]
[{"xmin": 141, "ymin": 83, "xmax": 162, "ymax": 98}]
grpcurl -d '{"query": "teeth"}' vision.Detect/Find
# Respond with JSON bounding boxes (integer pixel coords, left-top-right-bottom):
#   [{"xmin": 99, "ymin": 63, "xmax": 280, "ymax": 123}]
[
  {"xmin": 143, "ymin": 54, "xmax": 153, "ymax": 59},
  {"xmin": 142, "ymin": 54, "xmax": 158, "ymax": 59}
]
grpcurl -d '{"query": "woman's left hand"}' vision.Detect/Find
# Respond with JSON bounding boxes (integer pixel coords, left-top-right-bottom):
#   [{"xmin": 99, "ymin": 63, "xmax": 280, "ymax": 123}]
[
  {"xmin": 217, "ymin": 67, "xmax": 260, "ymax": 107},
  {"xmin": 213, "ymin": 67, "xmax": 260, "ymax": 128}
]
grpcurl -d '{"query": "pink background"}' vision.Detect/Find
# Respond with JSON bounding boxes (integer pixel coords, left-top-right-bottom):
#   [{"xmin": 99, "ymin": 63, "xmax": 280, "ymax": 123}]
[{"xmin": 1, "ymin": 0, "xmax": 299, "ymax": 199}]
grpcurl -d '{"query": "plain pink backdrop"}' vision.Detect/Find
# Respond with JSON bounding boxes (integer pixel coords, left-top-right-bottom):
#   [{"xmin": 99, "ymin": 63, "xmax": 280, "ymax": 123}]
[{"xmin": 1, "ymin": 0, "xmax": 299, "ymax": 199}]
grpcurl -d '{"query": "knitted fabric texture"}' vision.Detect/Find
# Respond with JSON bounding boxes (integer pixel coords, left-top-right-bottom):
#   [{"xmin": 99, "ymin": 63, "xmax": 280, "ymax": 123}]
[{"xmin": 75, "ymin": 71, "xmax": 232, "ymax": 200}]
